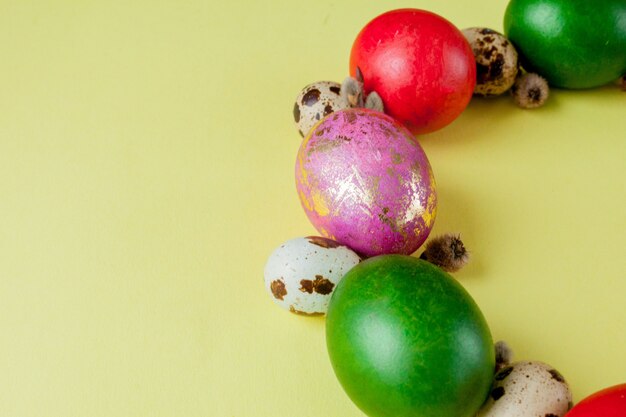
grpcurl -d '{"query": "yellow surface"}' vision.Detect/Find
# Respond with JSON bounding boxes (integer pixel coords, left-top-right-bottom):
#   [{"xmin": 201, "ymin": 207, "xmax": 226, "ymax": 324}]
[{"xmin": 0, "ymin": 1, "xmax": 624, "ymax": 416}]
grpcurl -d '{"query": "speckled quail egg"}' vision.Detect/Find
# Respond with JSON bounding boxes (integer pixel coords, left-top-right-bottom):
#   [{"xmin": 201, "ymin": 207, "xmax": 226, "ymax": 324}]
[
  {"xmin": 263, "ymin": 236, "xmax": 361, "ymax": 315},
  {"xmin": 462, "ymin": 28, "xmax": 519, "ymax": 96},
  {"xmin": 293, "ymin": 81, "xmax": 350, "ymax": 138},
  {"xmin": 477, "ymin": 361, "xmax": 573, "ymax": 417}
]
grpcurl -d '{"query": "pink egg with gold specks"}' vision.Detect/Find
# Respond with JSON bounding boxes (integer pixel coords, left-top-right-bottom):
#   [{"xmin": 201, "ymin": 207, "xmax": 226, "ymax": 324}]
[{"xmin": 295, "ymin": 108, "xmax": 437, "ymax": 257}]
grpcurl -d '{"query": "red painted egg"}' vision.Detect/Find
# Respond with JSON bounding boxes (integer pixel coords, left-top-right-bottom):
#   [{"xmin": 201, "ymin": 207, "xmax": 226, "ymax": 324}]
[
  {"xmin": 350, "ymin": 9, "xmax": 476, "ymax": 135},
  {"xmin": 566, "ymin": 384, "xmax": 626, "ymax": 417}
]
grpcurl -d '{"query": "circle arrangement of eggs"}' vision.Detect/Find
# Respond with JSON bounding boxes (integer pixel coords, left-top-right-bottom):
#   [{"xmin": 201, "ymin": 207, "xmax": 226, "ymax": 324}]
[{"xmin": 265, "ymin": 4, "xmax": 624, "ymax": 417}]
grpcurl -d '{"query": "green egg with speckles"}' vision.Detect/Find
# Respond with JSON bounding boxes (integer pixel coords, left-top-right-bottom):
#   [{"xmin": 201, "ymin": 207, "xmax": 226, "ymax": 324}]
[
  {"xmin": 326, "ymin": 255, "xmax": 494, "ymax": 417},
  {"xmin": 504, "ymin": 0, "xmax": 626, "ymax": 89}
]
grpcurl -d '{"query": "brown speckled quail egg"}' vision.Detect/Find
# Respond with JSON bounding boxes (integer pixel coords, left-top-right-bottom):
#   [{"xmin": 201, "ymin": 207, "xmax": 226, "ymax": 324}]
[
  {"xmin": 264, "ymin": 236, "xmax": 360, "ymax": 316},
  {"xmin": 477, "ymin": 361, "xmax": 573, "ymax": 417},
  {"xmin": 293, "ymin": 81, "xmax": 349, "ymax": 138},
  {"xmin": 462, "ymin": 27, "xmax": 519, "ymax": 96}
]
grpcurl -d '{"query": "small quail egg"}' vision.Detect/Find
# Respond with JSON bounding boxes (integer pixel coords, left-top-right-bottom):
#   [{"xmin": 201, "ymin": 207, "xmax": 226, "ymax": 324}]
[
  {"xmin": 477, "ymin": 361, "xmax": 573, "ymax": 417},
  {"xmin": 293, "ymin": 81, "xmax": 349, "ymax": 138},
  {"xmin": 263, "ymin": 236, "xmax": 360, "ymax": 315},
  {"xmin": 462, "ymin": 27, "xmax": 519, "ymax": 96}
]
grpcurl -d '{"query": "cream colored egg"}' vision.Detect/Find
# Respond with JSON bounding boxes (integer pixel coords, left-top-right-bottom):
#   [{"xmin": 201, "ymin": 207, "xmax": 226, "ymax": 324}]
[
  {"xmin": 293, "ymin": 81, "xmax": 349, "ymax": 138},
  {"xmin": 263, "ymin": 236, "xmax": 360, "ymax": 315},
  {"xmin": 477, "ymin": 361, "xmax": 573, "ymax": 417},
  {"xmin": 462, "ymin": 27, "xmax": 519, "ymax": 96}
]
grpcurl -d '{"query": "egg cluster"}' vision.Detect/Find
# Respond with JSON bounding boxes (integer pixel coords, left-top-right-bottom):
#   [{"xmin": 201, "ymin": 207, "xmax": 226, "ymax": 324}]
[{"xmin": 264, "ymin": 2, "xmax": 625, "ymax": 417}]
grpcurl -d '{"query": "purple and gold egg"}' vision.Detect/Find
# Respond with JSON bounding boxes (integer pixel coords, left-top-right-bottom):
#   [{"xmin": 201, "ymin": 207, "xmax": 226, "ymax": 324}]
[{"xmin": 295, "ymin": 108, "xmax": 437, "ymax": 257}]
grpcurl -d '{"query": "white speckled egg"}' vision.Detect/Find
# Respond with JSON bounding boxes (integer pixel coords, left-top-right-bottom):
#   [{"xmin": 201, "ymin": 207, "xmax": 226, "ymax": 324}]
[
  {"xmin": 293, "ymin": 81, "xmax": 349, "ymax": 138},
  {"xmin": 462, "ymin": 27, "xmax": 519, "ymax": 96},
  {"xmin": 477, "ymin": 361, "xmax": 573, "ymax": 417},
  {"xmin": 264, "ymin": 236, "xmax": 361, "ymax": 315}
]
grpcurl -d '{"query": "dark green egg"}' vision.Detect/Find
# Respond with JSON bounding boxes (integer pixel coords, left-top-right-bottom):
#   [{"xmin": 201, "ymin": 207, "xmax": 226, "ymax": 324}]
[
  {"xmin": 504, "ymin": 0, "xmax": 626, "ymax": 88},
  {"xmin": 326, "ymin": 255, "xmax": 494, "ymax": 417}
]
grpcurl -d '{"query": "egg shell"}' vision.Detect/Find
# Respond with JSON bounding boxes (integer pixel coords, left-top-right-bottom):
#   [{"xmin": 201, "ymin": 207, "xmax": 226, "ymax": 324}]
[
  {"xmin": 263, "ymin": 236, "xmax": 361, "ymax": 315},
  {"xmin": 293, "ymin": 81, "xmax": 350, "ymax": 138},
  {"xmin": 477, "ymin": 361, "xmax": 573, "ymax": 417},
  {"xmin": 462, "ymin": 27, "xmax": 519, "ymax": 96},
  {"xmin": 350, "ymin": 9, "xmax": 476, "ymax": 135},
  {"xmin": 566, "ymin": 383, "xmax": 626, "ymax": 417},
  {"xmin": 295, "ymin": 108, "xmax": 437, "ymax": 257}
]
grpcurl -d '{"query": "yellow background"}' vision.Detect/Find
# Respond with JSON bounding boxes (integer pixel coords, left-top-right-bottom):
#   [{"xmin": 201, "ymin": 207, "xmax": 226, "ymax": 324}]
[{"xmin": 1, "ymin": 1, "xmax": 624, "ymax": 416}]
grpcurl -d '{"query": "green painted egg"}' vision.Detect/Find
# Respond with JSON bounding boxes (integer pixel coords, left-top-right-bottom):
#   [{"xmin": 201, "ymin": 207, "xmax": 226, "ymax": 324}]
[
  {"xmin": 504, "ymin": 0, "xmax": 626, "ymax": 88},
  {"xmin": 326, "ymin": 255, "xmax": 494, "ymax": 417}
]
